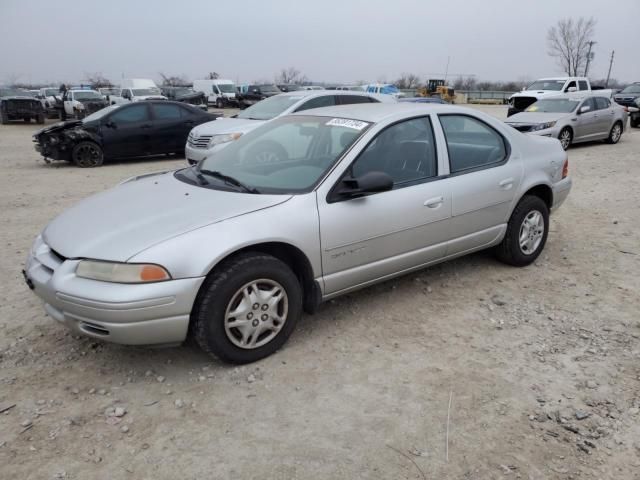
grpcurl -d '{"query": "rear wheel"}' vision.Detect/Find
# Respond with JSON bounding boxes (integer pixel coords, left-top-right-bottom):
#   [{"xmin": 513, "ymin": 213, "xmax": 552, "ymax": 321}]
[
  {"xmin": 36, "ymin": 114, "xmax": 45, "ymax": 124},
  {"xmin": 605, "ymin": 121, "xmax": 622, "ymax": 144},
  {"xmin": 495, "ymin": 195, "xmax": 549, "ymax": 267},
  {"xmin": 558, "ymin": 127, "xmax": 572, "ymax": 150},
  {"xmin": 192, "ymin": 252, "xmax": 302, "ymax": 364},
  {"xmin": 72, "ymin": 141, "xmax": 103, "ymax": 167}
]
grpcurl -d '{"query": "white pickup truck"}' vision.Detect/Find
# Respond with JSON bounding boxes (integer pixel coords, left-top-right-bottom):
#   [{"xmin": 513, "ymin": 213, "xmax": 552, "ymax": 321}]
[{"xmin": 508, "ymin": 77, "xmax": 612, "ymax": 116}]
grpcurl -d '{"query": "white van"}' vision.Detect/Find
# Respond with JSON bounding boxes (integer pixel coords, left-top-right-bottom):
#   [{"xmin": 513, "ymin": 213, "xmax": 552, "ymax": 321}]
[{"xmin": 192, "ymin": 79, "xmax": 238, "ymax": 108}]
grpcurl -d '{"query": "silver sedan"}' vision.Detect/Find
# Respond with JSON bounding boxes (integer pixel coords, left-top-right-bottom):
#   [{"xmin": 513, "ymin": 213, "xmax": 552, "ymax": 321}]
[
  {"xmin": 24, "ymin": 103, "xmax": 571, "ymax": 363},
  {"xmin": 505, "ymin": 96, "xmax": 627, "ymax": 150}
]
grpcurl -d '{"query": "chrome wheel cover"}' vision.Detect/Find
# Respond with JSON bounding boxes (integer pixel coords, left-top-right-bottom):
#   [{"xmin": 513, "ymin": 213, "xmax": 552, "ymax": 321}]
[
  {"xmin": 611, "ymin": 124, "xmax": 621, "ymax": 142},
  {"xmin": 519, "ymin": 210, "xmax": 544, "ymax": 255},
  {"xmin": 224, "ymin": 279, "xmax": 288, "ymax": 349},
  {"xmin": 559, "ymin": 130, "xmax": 571, "ymax": 150}
]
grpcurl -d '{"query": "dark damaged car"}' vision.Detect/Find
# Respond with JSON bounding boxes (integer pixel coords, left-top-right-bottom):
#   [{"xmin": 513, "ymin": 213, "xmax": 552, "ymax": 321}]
[
  {"xmin": 160, "ymin": 87, "xmax": 208, "ymax": 111},
  {"xmin": 33, "ymin": 101, "xmax": 220, "ymax": 167},
  {"xmin": 1, "ymin": 87, "xmax": 45, "ymax": 124}
]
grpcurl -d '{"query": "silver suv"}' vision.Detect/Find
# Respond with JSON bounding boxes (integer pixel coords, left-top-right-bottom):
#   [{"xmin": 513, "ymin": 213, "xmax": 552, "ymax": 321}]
[{"xmin": 24, "ymin": 103, "xmax": 571, "ymax": 364}]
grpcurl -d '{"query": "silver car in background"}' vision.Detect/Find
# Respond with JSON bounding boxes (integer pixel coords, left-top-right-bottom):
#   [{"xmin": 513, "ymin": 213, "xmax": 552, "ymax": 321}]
[
  {"xmin": 24, "ymin": 103, "xmax": 571, "ymax": 364},
  {"xmin": 505, "ymin": 96, "xmax": 627, "ymax": 150}
]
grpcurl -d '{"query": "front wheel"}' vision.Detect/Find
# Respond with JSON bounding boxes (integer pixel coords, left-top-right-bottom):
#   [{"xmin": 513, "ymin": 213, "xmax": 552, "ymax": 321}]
[
  {"xmin": 191, "ymin": 253, "xmax": 302, "ymax": 364},
  {"xmin": 72, "ymin": 141, "xmax": 104, "ymax": 167},
  {"xmin": 558, "ymin": 127, "xmax": 572, "ymax": 150},
  {"xmin": 605, "ymin": 121, "xmax": 622, "ymax": 144},
  {"xmin": 216, "ymin": 98, "xmax": 224, "ymax": 109},
  {"xmin": 495, "ymin": 195, "xmax": 549, "ymax": 267},
  {"xmin": 36, "ymin": 114, "xmax": 45, "ymax": 124}
]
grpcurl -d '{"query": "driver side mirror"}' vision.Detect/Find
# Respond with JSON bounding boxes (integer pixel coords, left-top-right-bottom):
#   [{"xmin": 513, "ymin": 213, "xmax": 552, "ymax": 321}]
[
  {"xmin": 578, "ymin": 105, "xmax": 591, "ymax": 114},
  {"xmin": 567, "ymin": 86, "xmax": 577, "ymax": 93},
  {"xmin": 331, "ymin": 171, "xmax": 393, "ymax": 202}
]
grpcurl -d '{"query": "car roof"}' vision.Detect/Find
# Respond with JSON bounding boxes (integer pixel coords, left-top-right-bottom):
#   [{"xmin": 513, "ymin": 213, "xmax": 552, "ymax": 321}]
[
  {"xmin": 289, "ymin": 102, "xmax": 469, "ymax": 123},
  {"xmin": 279, "ymin": 89, "xmax": 379, "ymax": 99}
]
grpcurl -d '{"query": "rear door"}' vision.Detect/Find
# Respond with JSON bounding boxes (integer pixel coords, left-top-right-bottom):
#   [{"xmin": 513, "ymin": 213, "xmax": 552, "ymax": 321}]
[
  {"xmin": 149, "ymin": 103, "xmax": 190, "ymax": 154},
  {"xmin": 437, "ymin": 114, "xmax": 522, "ymax": 255},
  {"xmin": 100, "ymin": 103, "xmax": 152, "ymax": 158},
  {"xmin": 593, "ymin": 97, "xmax": 614, "ymax": 136}
]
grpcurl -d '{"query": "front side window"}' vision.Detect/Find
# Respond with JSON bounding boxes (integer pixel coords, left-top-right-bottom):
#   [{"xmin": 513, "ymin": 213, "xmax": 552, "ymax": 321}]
[
  {"xmin": 351, "ymin": 116, "xmax": 437, "ymax": 186},
  {"xmin": 580, "ymin": 97, "xmax": 596, "ymax": 112},
  {"xmin": 439, "ymin": 115, "xmax": 507, "ymax": 174},
  {"xmin": 109, "ymin": 104, "xmax": 149, "ymax": 123},
  {"xmin": 295, "ymin": 95, "xmax": 336, "ymax": 112},
  {"xmin": 565, "ymin": 81, "xmax": 577, "ymax": 91}
]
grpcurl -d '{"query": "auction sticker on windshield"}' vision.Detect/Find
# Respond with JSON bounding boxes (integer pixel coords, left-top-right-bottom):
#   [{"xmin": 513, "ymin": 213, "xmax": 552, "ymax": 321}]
[{"xmin": 326, "ymin": 118, "xmax": 369, "ymax": 130}]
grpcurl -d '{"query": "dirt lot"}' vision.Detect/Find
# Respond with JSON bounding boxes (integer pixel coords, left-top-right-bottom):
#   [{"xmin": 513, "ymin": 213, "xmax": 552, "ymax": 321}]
[{"xmin": 1, "ymin": 106, "xmax": 639, "ymax": 480}]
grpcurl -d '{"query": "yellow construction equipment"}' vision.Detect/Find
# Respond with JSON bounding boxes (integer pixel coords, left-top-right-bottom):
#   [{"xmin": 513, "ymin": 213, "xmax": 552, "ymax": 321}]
[{"xmin": 415, "ymin": 79, "xmax": 456, "ymax": 103}]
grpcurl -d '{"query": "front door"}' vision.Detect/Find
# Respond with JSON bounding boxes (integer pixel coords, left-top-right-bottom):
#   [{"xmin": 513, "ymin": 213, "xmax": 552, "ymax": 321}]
[
  {"xmin": 100, "ymin": 103, "xmax": 152, "ymax": 158},
  {"xmin": 317, "ymin": 116, "xmax": 452, "ymax": 295},
  {"xmin": 573, "ymin": 98, "xmax": 600, "ymax": 140},
  {"xmin": 437, "ymin": 114, "xmax": 522, "ymax": 254}
]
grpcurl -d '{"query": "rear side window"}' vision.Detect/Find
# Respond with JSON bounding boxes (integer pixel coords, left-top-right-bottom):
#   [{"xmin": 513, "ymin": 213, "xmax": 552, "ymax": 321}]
[
  {"xmin": 337, "ymin": 95, "xmax": 377, "ymax": 105},
  {"xmin": 578, "ymin": 80, "xmax": 589, "ymax": 90},
  {"xmin": 594, "ymin": 97, "xmax": 610, "ymax": 110},
  {"xmin": 295, "ymin": 95, "xmax": 336, "ymax": 112},
  {"xmin": 109, "ymin": 104, "xmax": 149, "ymax": 123},
  {"xmin": 581, "ymin": 97, "xmax": 596, "ymax": 111},
  {"xmin": 153, "ymin": 103, "xmax": 182, "ymax": 120},
  {"xmin": 439, "ymin": 115, "xmax": 507, "ymax": 174}
]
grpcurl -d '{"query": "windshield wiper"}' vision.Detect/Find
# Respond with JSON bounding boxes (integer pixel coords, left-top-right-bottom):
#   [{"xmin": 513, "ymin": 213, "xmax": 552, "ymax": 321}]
[{"xmin": 198, "ymin": 168, "xmax": 260, "ymax": 194}]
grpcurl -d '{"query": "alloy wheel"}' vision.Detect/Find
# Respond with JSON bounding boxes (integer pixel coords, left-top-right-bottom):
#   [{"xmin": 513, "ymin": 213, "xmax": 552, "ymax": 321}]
[{"xmin": 519, "ymin": 210, "xmax": 545, "ymax": 255}]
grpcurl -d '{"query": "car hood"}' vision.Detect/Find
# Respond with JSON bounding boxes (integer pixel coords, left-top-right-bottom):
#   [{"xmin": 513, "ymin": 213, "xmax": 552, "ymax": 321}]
[
  {"xmin": 191, "ymin": 117, "xmax": 265, "ymax": 136},
  {"xmin": 510, "ymin": 91, "xmax": 565, "ymax": 99},
  {"xmin": 34, "ymin": 120, "xmax": 83, "ymax": 135},
  {"xmin": 42, "ymin": 171, "xmax": 292, "ymax": 261},
  {"xmin": 134, "ymin": 95, "xmax": 167, "ymax": 101},
  {"xmin": 506, "ymin": 112, "xmax": 568, "ymax": 124}
]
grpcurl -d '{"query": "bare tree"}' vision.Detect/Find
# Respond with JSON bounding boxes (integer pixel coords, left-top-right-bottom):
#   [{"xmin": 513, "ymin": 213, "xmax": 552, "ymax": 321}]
[
  {"xmin": 5, "ymin": 73, "xmax": 21, "ymax": 87},
  {"xmin": 208, "ymin": 72, "xmax": 220, "ymax": 80},
  {"xmin": 85, "ymin": 72, "xmax": 113, "ymax": 88},
  {"xmin": 275, "ymin": 67, "xmax": 307, "ymax": 85},
  {"xmin": 159, "ymin": 73, "xmax": 190, "ymax": 86},
  {"xmin": 396, "ymin": 73, "xmax": 421, "ymax": 89},
  {"xmin": 453, "ymin": 75, "xmax": 477, "ymax": 90},
  {"xmin": 547, "ymin": 17, "xmax": 596, "ymax": 76}
]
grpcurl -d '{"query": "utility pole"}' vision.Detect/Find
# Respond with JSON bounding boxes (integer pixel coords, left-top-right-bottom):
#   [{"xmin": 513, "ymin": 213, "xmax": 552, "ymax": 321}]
[
  {"xmin": 605, "ymin": 50, "xmax": 615, "ymax": 88},
  {"xmin": 444, "ymin": 56, "xmax": 450, "ymax": 82},
  {"xmin": 584, "ymin": 41, "xmax": 596, "ymax": 77}
]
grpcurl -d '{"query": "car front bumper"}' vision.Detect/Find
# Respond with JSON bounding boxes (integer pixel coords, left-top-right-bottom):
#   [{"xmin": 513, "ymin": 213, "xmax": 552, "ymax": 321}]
[
  {"xmin": 185, "ymin": 142, "xmax": 230, "ymax": 165},
  {"xmin": 24, "ymin": 235, "xmax": 205, "ymax": 346}
]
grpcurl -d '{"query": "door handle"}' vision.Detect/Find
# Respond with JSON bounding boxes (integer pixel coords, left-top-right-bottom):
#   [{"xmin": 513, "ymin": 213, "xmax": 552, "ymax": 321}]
[
  {"xmin": 498, "ymin": 178, "xmax": 514, "ymax": 189},
  {"xmin": 424, "ymin": 196, "xmax": 443, "ymax": 208}
]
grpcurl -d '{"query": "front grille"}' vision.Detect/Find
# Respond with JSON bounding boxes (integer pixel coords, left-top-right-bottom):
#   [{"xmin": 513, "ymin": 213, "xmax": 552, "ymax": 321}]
[
  {"xmin": 513, "ymin": 97, "xmax": 537, "ymax": 111},
  {"xmin": 512, "ymin": 124, "xmax": 532, "ymax": 132},
  {"xmin": 187, "ymin": 132, "xmax": 212, "ymax": 149}
]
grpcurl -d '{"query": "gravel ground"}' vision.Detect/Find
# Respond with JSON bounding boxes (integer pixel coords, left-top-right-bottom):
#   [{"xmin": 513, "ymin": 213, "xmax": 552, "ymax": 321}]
[{"xmin": 1, "ymin": 106, "xmax": 639, "ymax": 480}]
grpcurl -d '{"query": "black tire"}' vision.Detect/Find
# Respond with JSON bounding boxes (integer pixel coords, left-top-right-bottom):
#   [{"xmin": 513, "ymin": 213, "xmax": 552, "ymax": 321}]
[
  {"xmin": 605, "ymin": 121, "xmax": 622, "ymax": 144},
  {"xmin": 495, "ymin": 195, "xmax": 549, "ymax": 267},
  {"xmin": 191, "ymin": 252, "xmax": 302, "ymax": 364},
  {"xmin": 630, "ymin": 117, "xmax": 639, "ymax": 128},
  {"xmin": 72, "ymin": 141, "xmax": 104, "ymax": 167},
  {"xmin": 245, "ymin": 140, "xmax": 288, "ymax": 165},
  {"xmin": 558, "ymin": 127, "xmax": 572, "ymax": 150},
  {"xmin": 216, "ymin": 98, "xmax": 224, "ymax": 109},
  {"xmin": 36, "ymin": 114, "xmax": 45, "ymax": 124}
]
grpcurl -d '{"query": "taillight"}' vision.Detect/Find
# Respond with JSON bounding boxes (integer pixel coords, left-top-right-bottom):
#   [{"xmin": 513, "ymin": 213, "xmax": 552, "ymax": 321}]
[{"xmin": 562, "ymin": 157, "xmax": 569, "ymax": 179}]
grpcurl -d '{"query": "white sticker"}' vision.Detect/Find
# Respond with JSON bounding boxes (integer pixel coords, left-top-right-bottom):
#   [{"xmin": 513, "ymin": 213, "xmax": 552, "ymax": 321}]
[{"xmin": 326, "ymin": 118, "xmax": 369, "ymax": 130}]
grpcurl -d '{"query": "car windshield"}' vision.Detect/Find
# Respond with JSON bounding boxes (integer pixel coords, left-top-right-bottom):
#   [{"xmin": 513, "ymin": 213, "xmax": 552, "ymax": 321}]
[
  {"xmin": 621, "ymin": 84, "xmax": 640, "ymax": 94},
  {"xmin": 217, "ymin": 83, "xmax": 236, "ymax": 93},
  {"xmin": 177, "ymin": 115, "xmax": 371, "ymax": 194},
  {"xmin": 525, "ymin": 99, "xmax": 580, "ymax": 113},
  {"xmin": 173, "ymin": 88, "xmax": 195, "ymax": 95},
  {"xmin": 83, "ymin": 105, "xmax": 119, "ymax": 122},
  {"xmin": 73, "ymin": 91, "xmax": 102, "ymax": 100},
  {"xmin": 281, "ymin": 85, "xmax": 301, "ymax": 91},
  {"xmin": 526, "ymin": 80, "xmax": 566, "ymax": 91},
  {"xmin": 237, "ymin": 95, "xmax": 303, "ymax": 120},
  {"xmin": 0, "ymin": 88, "xmax": 29, "ymax": 96},
  {"xmin": 132, "ymin": 88, "xmax": 160, "ymax": 96},
  {"xmin": 258, "ymin": 85, "xmax": 281, "ymax": 94},
  {"xmin": 44, "ymin": 89, "xmax": 59, "ymax": 96},
  {"xmin": 100, "ymin": 88, "xmax": 120, "ymax": 95}
]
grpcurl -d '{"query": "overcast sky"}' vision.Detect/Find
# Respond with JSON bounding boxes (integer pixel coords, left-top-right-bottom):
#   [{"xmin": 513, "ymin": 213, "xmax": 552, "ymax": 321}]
[{"xmin": 1, "ymin": 0, "xmax": 638, "ymax": 86}]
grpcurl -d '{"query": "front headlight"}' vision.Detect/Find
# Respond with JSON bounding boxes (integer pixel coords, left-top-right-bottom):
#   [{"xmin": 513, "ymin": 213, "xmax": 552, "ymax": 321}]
[
  {"xmin": 76, "ymin": 260, "xmax": 171, "ymax": 283},
  {"xmin": 531, "ymin": 121, "xmax": 557, "ymax": 131},
  {"xmin": 208, "ymin": 132, "xmax": 243, "ymax": 147}
]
